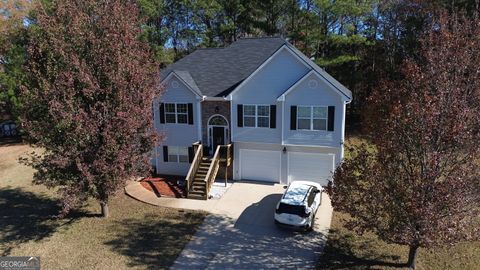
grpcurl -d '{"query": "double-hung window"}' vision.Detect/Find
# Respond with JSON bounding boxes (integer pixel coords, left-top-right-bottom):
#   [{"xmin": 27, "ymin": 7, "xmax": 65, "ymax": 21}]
[
  {"xmin": 243, "ymin": 105, "xmax": 270, "ymax": 128},
  {"xmin": 165, "ymin": 103, "xmax": 188, "ymax": 124},
  {"xmin": 167, "ymin": 146, "xmax": 189, "ymax": 163},
  {"xmin": 297, "ymin": 106, "xmax": 328, "ymax": 131}
]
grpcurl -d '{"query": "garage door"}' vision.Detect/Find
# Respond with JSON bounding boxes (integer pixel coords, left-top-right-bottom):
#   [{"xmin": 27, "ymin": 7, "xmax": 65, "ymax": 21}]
[
  {"xmin": 288, "ymin": 152, "xmax": 335, "ymax": 186},
  {"xmin": 240, "ymin": 149, "xmax": 281, "ymax": 182}
]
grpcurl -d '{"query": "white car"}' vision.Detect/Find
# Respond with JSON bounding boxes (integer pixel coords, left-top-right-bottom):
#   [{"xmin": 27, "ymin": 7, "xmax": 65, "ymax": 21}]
[{"xmin": 274, "ymin": 181, "xmax": 323, "ymax": 231}]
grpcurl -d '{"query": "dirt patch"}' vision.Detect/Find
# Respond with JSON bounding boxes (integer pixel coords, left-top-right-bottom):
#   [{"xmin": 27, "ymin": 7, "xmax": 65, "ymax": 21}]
[{"xmin": 140, "ymin": 176, "xmax": 186, "ymax": 198}]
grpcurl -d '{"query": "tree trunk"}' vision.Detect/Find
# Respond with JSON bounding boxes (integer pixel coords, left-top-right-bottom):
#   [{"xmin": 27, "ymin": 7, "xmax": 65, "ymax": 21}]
[
  {"xmin": 100, "ymin": 202, "xmax": 109, "ymax": 218},
  {"xmin": 407, "ymin": 245, "xmax": 419, "ymax": 269}
]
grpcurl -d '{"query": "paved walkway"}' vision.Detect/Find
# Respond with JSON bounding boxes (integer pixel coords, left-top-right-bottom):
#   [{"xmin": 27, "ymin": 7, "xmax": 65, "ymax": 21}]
[{"xmin": 125, "ymin": 181, "xmax": 333, "ymax": 269}]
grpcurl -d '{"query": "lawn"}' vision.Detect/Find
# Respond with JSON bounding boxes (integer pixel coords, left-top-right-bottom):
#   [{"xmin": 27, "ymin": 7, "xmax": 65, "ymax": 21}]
[
  {"xmin": 0, "ymin": 142, "xmax": 206, "ymax": 270},
  {"xmin": 317, "ymin": 137, "xmax": 480, "ymax": 270}
]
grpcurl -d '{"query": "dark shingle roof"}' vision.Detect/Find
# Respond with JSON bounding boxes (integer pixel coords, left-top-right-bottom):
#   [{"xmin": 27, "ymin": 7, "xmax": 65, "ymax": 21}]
[
  {"xmin": 161, "ymin": 37, "xmax": 286, "ymax": 97},
  {"xmin": 160, "ymin": 37, "xmax": 352, "ymax": 100}
]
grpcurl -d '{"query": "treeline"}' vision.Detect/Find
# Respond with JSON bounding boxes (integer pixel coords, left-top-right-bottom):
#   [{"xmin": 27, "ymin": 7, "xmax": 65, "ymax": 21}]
[
  {"xmin": 1, "ymin": 0, "xmax": 479, "ymax": 122},
  {"xmin": 137, "ymin": 0, "xmax": 479, "ymax": 121}
]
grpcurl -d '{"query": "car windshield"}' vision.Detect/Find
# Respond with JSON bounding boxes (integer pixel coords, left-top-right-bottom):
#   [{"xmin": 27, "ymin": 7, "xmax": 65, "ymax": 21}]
[{"xmin": 277, "ymin": 203, "xmax": 306, "ymax": 216}]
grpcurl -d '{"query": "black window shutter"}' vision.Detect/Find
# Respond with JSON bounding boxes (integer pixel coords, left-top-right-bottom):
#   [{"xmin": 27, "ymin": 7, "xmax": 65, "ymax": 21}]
[
  {"xmin": 328, "ymin": 106, "xmax": 335, "ymax": 131},
  {"xmin": 237, "ymin": 104, "xmax": 243, "ymax": 127},
  {"xmin": 187, "ymin": 103, "xmax": 194, "ymax": 125},
  {"xmin": 188, "ymin": 147, "xmax": 194, "ymax": 163},
  {"xmin": 270, "ymin": 105, "xmax": 276, "ymax": 128},
  {"xmin": 290, "ymin": 106, "xmax": 297, "ymax": 130},
  {"xmin": 163, "ymin": 146, "xmax": 168, "ymax": 162},
  {"xmin": 159, "ymin": 103, "xmax": 165, "ymax": 124}
]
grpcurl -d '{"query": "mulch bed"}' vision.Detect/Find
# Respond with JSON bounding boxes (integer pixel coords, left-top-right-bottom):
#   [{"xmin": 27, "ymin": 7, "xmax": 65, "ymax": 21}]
[{"xmin": 140, "ymin": 176, "xmax": 186, "ymax": 198}]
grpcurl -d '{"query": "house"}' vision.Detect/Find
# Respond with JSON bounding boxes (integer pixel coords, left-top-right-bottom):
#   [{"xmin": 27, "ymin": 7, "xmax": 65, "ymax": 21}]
[{"xmin": 153, "ymin": 37, "xmax": 352, "ymax": 199}]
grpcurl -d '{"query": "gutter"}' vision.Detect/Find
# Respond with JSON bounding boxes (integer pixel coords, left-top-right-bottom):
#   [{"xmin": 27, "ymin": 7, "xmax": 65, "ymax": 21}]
[{"xmin": 202, "ymin": 96, "xmax": 229, "ymax": 101}]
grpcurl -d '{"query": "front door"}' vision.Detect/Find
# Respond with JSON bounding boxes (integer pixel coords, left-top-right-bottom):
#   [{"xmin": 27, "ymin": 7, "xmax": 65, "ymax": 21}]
[{"xmin": 212, "ymin": 126, "xmax": 225, "ymax": 153}]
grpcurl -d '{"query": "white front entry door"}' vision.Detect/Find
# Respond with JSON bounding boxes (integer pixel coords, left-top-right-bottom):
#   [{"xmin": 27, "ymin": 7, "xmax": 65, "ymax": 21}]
[
  {"xmin": 240, "ymin": 149, "xmax": 281, "ymax": 182},
  {"xmin": 288, "ymin": 152, "xmax": 335, "ymax": 186}
]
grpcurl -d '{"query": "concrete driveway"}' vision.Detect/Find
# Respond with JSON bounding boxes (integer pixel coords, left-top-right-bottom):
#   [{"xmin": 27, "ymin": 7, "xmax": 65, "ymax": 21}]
[{"xmin": 169, "ymin": 181, "xmax": 333, "ymax": 270}]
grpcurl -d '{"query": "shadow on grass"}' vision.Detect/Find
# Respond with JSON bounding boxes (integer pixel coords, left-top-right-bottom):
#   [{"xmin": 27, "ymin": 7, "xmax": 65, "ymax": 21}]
[
  {"xmin": 105, "ymin": 211, "xmax": 205, "ymax": 270},
  {"xmin": 0, "ymin": 188, "xmax": 63, "ymax": 255},
  {"xmin": 0, "ymin": 187, "xmax": 99, "ymax": 255},
  {"xmin": 317, "ymin": 229, "xmax": 405, "ymax": 269}
]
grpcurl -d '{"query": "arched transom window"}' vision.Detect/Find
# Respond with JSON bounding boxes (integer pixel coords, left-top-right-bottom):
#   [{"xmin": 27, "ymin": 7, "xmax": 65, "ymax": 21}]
[{"xmin": 209, "ymin": 115, "xmax": 228, "ymax": 126}]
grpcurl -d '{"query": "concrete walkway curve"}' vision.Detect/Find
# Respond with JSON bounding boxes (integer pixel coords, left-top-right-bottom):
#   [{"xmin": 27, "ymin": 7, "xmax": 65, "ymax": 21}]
[{"xmin": 125, "ymin": 180, "xmax": 333, "ymax": 269}]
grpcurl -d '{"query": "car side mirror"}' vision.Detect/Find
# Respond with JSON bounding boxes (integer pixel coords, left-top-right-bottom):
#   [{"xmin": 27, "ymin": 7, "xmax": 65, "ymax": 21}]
[
  {"xmin": 315, "ymin": 190, "xmax": 321, "ymax": 194},
  {"xmin": 283, "ymin": 185, "xmax": 288, "ymax": 189}
]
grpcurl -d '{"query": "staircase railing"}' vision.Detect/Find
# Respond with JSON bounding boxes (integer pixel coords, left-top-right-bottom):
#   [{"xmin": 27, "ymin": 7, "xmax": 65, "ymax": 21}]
[
  {"xmin": 204, "ymin": 145, "xmax": 221, "ymax": 197},
  {"xmin": 185, "ymin": 142, "xmax": 202, "ymax": 197},
  {"xmin": 219, "ymin": 144, "xmax": 232, "ymax": 167},
  {"xmin": 219, "ymin": 144, "xmax": 232, "ymax": 186}
]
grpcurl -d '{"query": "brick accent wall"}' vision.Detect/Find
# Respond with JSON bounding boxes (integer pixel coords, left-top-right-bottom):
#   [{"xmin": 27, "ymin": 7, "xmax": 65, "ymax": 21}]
[
  {"xmin": 201, "ymin": 100, "xmax": 231, "ymax": 146},
  {"xmin": 201, "ymin": 100, "xmax": 233, "ymax": 180}
]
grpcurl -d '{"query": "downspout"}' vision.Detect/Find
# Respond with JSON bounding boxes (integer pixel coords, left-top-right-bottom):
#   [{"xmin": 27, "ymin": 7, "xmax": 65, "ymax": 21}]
[
  {"xmin": 197, "ymin": 97, "xmax": 203, "ymax": 142},
  {"xmin": 340, "ymin": 98, "xmax": 352, "ymax": 162}
]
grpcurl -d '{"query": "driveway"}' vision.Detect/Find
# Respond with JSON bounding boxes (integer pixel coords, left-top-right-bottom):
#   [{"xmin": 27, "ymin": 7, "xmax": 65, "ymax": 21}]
[{"xmin": 169, "ymin": 181, "xmax": 333, "ymax": 269}]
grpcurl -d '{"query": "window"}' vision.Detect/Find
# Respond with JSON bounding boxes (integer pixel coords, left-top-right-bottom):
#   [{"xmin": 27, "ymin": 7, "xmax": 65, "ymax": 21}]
[
  {"xmin": 297, "ymin": 106, "xmax": 328, "ymax": 131},
  {"xmin": 243, "ymin": 105, "xmax": 270, "ymax": 128},
  {"xmin": 243, "ymin": 105, "xmax": 256, "ymax": 127},
  {"xmin": 165, "ymin": 103, "xmax": 188, "ymax": 124},
  {"xmin": 167, "ymin": 146, "xmax": 189, "ymax": 163}
]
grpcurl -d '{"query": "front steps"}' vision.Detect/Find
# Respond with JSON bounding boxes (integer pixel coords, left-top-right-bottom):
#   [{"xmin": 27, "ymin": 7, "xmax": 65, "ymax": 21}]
[{"xmin": 187, "ymin": 158, "xmax": 211, "ymax": 200}]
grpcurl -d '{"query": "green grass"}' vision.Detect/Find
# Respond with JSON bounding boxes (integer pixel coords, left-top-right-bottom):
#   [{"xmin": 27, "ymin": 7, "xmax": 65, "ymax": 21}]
[
  {"xmin": 0, "ymin": 143, "xmax": 206, "ymax": 270},
  {"xmin": 317, "ymin": 136, "xmax": 480, "ymax": 270}
]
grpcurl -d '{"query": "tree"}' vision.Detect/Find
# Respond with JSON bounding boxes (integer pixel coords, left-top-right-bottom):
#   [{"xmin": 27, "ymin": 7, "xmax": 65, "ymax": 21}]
[
  {"xmin": 0, "ymin": 0, "xmax": 34, "ymax": 117},
  {"xmin": 330, "ymin": 12, "xmax": 480, "ymax": 269},
  {"xmin": 0, "ymin": 0, "xmax": 32, "ymax": 37},
  {"xmin": 20, "ymin": 0, "xmax": 160, "ymax": 218}
]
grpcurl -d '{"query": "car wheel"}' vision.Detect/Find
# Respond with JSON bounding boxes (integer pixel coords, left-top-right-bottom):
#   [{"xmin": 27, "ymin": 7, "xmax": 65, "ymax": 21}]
[{"xmin": 307, "ymin": 215, "xmax": 315, "ymax": 232}]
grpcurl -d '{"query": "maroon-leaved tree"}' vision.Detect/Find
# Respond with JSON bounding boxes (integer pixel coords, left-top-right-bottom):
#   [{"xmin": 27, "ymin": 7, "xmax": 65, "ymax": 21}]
[
  {"xmin": 330, "ymin": 12, "xmax": 480, "ymax": 269},
  {"xmin": 20, "ymin": 0, "xmax": 161, "ymax": 217}
]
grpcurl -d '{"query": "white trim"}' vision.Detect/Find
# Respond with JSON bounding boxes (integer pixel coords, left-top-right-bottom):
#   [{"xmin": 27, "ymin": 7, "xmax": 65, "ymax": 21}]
[
  {"xmin": 162, "ymin": 71, "xmax": 202, "ymax": 98},
  {"xmin": 277, "ymin": 70, "xmax": 350, "ymax": 102},
  {"xmin": 155, "ymin": 145, "xmax": 159, "ymax": 174},
  {"xmin": 207, "ymin": 114, "xmax": 229, "ymax": 154},
  {"xmin": 340, "ymin": 102, "xmax": 346, "ymax": 160},
  {"xmin": 227, "ymin": 45, "xmax": 310, "ymax": 99},
  {"xmin": 203, "ymin": 96, "xmax": 228, "ymax": 101},
  {"xmin": 281, "ymin": 143, "xmax": 339, "ymax": 149},
  {"xmin": 196, "ymin": 101, "xmax": 202, "ymax": 141},
  {"xmin": 239, "ymin": 149, "xmax": 281, "ymax": 182},
  {"xmin": 281, "ymin": 100, "xmax": 285, "ymax": 144},
  {"xmin": 234, "ymin": 140, "xmax": 281, "ymax": 146},
  {"xmin": 232, "ymin": 98, "xmax": 235, "ymax": 176},
  {"xmin": 286, "ymin": 45, "xmax": 352, "ymax": 101}
]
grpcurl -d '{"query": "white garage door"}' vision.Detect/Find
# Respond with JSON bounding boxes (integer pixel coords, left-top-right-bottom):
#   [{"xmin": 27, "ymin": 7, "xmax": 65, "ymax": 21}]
[
  {"xmin": 240, "ymin": 149, "xmax": 281, "ymax": 182},
  {"xmin": 288, "ymin": 152, "xmax": 335, "ymax": 186}
]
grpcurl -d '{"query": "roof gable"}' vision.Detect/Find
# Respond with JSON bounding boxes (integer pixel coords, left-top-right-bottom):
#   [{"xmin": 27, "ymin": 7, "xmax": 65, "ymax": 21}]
[
  {"xmin": 160, "ymin": 37, "xmax": 286, "ymax": 97},
  {"xmin": 277, "ymin": 70, "xmax": 351, "ymax": 102},
  {"xmin": 285, "ymin": 44, "xmax": 352, "ymax": 100},
  {"xmin": 163, "ymin": 71, "xmax": 202, "ymax": 98},
  {"xmin": 228, "ymin": 44, "xmax": 352, "ymax": 101}
]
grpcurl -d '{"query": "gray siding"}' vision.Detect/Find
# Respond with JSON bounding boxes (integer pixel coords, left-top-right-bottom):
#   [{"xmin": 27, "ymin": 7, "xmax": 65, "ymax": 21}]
[
  {"xmin": 154, "ymin": 76, "xmax": 201, "ymax": 176},
  {"xmin": 283, "ymin": 72, "xmax": 345, "ymax": 149},
  {"xmin": 231, "ymin": 48, "xmax": 310, "ymax": 144}
]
